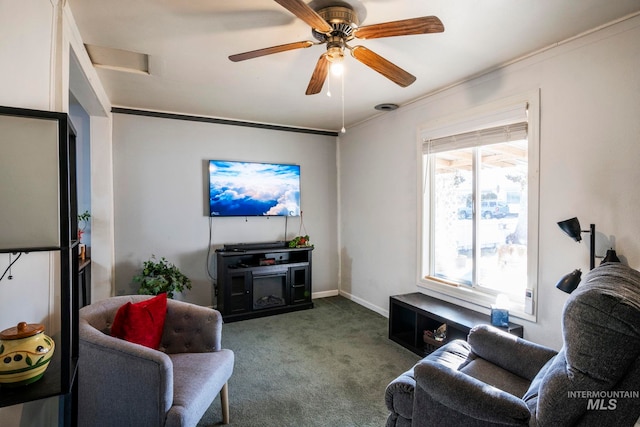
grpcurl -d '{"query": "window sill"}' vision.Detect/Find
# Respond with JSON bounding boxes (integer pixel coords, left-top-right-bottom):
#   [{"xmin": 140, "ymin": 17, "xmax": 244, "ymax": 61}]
[{"xmin": 418, "ymin": 276, "xmax": 537, "ymax": 323}]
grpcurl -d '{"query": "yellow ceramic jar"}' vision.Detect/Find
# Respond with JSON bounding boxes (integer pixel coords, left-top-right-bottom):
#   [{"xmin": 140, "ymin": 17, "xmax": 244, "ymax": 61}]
[{"xmin": 0, "ymin": 322, "xmax": 55, "ymax": 386}]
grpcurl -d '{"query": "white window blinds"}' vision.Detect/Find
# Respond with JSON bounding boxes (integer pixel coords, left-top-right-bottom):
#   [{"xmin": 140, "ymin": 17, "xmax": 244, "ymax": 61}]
[
  {"xmin": 423, "ymin": 122, "xmax": 527, "ymax": 154},
  {"xmin": 421, "ymin": 101, "xmax": 528, "ymax": 154}
]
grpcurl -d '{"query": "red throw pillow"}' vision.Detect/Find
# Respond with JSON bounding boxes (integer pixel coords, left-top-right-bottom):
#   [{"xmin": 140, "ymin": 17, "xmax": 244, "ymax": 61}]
[{"xmin": 111, "ymin": 293, "xmax": 168, "ymax": 349}]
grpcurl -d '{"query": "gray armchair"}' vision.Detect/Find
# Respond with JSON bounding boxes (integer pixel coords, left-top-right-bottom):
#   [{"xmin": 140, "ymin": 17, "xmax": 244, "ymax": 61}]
[
  {"xmin": 78, "ymin": 295, "xmax": 234, "ymax": 427},
  {"xmin": 385, "ymin": 326, "xmax": 556, "ymax": 427},
  {"xmin": 387, "ymin": 262, "xmax": 640, "ymax": 426}
]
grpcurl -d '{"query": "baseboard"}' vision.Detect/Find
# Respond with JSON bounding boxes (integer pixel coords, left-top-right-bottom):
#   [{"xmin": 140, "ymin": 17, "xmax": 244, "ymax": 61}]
[
  {"xmin": 312, "ymin": 289, "xmax": 339, "ymax": 299},
  {"xmin": 338, "ymin": 290, "xmax": 389, "ymax": 318},
  {"xmin": 311, "ymin": 289, "xmax": 390, "ymax": 319}
]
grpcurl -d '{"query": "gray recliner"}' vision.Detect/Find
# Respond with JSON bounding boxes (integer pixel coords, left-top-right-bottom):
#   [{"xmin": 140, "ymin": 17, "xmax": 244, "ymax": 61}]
[
  {"xmin": 386, "ymin": 262, "xmax": 640, "ymax": 426},
  {"xmin": 78, "ymin": 295, "xmax": 234, "ymax": 427}
]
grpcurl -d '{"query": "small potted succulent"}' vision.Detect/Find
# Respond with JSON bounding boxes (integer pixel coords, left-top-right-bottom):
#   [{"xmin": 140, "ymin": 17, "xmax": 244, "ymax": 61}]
[{"xmin": 134, "ymin": 255, "xmax": 192, "ymax": 299}]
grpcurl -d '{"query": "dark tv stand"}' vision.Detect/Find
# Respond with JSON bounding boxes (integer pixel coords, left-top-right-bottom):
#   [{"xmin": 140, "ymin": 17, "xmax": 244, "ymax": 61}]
[{"xmin": 216, "ymin": 242, "xmax": 313, "ymax": 322}]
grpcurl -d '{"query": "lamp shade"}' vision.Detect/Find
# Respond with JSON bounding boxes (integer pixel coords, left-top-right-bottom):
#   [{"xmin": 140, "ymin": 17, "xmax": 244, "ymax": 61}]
[
  {"xmin": 556, "ymin": 269, "xmax": 582, "ymax": 293},
  {"xmin": 557, "ymin": 217, "xmax": 583, "ymax": 242}
]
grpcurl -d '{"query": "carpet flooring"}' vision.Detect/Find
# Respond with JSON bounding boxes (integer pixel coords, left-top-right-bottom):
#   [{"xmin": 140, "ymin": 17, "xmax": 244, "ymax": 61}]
[{"xmin": 197, "ymin": 296, "xmax": 420, "ymax": 426}]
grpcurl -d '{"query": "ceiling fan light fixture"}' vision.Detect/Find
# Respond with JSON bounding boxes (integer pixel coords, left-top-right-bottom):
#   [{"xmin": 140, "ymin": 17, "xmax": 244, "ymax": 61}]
[
  {"xmin": 330, "ymin": 62, "xmax": 344, "ymax": 76},
  {"xmin": 326, "ymin": 43, "xmax": 345, "ymax": 76},
  {"xmin": 326, "ymin": 45, "xmax": 344, "ymax": 62}
]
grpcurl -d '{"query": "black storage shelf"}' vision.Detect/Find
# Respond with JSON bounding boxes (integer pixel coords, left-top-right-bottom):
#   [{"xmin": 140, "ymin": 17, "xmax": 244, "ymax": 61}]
[
  {"xmin": 0, "ymin": 352, "xmax": 78, "ymax": 407},
  {"xmin": 0, "ymin": 106, "xmax": 79, "ymax": 426},
  {"xmin": 389, "ymin": 293, "xmax": 523, "ymax": 357}
]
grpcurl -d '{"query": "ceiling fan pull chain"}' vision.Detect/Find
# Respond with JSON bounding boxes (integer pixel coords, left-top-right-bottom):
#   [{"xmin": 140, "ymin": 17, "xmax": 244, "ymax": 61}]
[{"xmin": 341, "ymin": 72, "xmax": 346, "ymax": 134}]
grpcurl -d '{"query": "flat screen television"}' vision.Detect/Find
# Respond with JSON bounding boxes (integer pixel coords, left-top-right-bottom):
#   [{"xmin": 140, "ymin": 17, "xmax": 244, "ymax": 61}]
[{"xmin": 208, "ymin": 160, "xmax": 301, "ymax": 217}]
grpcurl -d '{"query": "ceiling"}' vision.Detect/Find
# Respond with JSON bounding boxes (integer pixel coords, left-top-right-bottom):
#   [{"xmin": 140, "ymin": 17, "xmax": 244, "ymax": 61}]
[{"xmin": 68, "ymin": 0, "xmax": 640, "ymax": 133}]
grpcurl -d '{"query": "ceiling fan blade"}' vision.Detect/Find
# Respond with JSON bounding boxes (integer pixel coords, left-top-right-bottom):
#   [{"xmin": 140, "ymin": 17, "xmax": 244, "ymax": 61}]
[
  {"xmin": 354, "ymin": 16, "xmax": 444, "ymax": 39},
  {"xmin": 274, "ymin": 0, "xmax": 333, "ymax": 33},
  {"xmin": 350, "ymin": 46, "xmax": 416, "ymax": 87},
  {"xmin": 306, "ymin": 54, "xmax": 330, "ymax": 95},
  {"xmin": 229, "ymin": 41, "xmax": 314, "ymax": 62}
]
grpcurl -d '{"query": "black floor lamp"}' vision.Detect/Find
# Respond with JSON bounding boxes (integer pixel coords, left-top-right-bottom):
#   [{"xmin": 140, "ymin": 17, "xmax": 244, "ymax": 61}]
[
  {"xmin": 555, "ymin": 217, "xmax": 620, "ymax": 293},
  {"xmin": 555, "ymin": 217, "xmax": 595, "ymax": 294}
]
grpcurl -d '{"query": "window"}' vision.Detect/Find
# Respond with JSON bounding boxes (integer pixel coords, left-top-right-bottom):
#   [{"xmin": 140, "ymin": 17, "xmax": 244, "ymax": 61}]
[{"xmin": 418, "ymin": 92, "xmax": 539, "ymax": 318}]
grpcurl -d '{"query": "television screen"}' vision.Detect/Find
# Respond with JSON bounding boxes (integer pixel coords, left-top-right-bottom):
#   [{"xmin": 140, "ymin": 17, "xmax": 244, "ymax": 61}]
[{"xmin": 208, "ymin": 160, "xmax": 301, "ymax": 217}]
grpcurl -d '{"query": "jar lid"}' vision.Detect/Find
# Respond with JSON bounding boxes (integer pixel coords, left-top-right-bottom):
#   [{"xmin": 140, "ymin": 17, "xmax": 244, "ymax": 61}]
[{"xmin": 0, "ymin": 322, "xmax": 44, "ymax": 340}]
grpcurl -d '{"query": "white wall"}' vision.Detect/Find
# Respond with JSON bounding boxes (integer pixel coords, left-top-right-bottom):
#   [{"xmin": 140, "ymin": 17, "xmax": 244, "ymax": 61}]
[
  {"xmin": 0, "ymin": 1, "xmax": 55, "ymax": 111},
  {"xmin": 0, "ymin": 2, "xmax": 112, "ymax": 425},
  {"xmin": 111, "ymin": 113, "xmax": 338, "ymax": 306},
  {"xmin": 338, "ymin": 14, "xmax": 640, "ymax": 350},
  {"xmin": 0, "ymin": 2, "xmax": 62, "ymax": 425},
  {"xmin": 65, "ymin": 4, "xmax": 115, "ymax": 304},
  {"xmin": 70, "ymin": 98, "xmax": 92, "ymax": 242}
]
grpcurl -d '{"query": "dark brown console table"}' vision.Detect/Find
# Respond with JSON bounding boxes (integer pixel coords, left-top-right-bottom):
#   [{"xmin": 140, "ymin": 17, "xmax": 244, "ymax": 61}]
[
  {"xmin": 79, "ymin": 257, "xmax": 91, "ymax": 308},
  {"xmin": 389, "ymin": 292, "xmax": 523, "ymax": 356},
  {"xmin": 216, "ymin": 242, "xmax": 313, "ymax": 322}
]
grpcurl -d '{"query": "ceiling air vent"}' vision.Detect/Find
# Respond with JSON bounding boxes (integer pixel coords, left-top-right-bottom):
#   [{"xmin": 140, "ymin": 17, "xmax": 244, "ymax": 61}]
[
  {"xmin": 374, "ymin": 103, "xmax": 399, "ymax": 111},
  {"xmin": 84, "ymin": 44, "xmax": 149, "ymax": 75}
]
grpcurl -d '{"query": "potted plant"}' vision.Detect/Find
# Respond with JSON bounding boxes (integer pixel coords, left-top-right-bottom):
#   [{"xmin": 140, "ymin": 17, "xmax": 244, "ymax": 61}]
[
  {"xmin": 289, "ymin": 235, "xmax": 312, "ymax": 248},
  {"xmin": 134, "ymin": 255, "xmax": 192, "ymax": 299},
  {"xmin": 77, "ymin": 210, "xmax": 91, "ymax": 242},
  {"xmin": 77, "ymin": 210, "xmax": 91, "ymax": 259}
]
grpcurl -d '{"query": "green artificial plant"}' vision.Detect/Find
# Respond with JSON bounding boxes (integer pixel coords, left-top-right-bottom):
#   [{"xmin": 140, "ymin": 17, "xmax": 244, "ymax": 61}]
[
  {"xmin": 77, "ymin": 210, "xmax": 91, "ymax": 241},
  {"xmin": 134, "ymin": 255, "xmax": 192, "ymax": 299},
  {"xmin": 289, "ymin": 235, "xmax": 312, "ymax": 248}
]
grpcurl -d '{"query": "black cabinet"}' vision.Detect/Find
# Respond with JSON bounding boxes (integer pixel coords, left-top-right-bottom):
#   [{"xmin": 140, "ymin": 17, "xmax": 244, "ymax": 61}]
[
  {"xmin": 0, "ymin": 106, "xmax": 79, "ymax": 427},
  {"xmin": 289, "ymin": 265, "xmax": 310, "ymax": 304},
  {"xmin": 389, "ymin": 293, "xmax": 523, "ymax": 357},
  {"xmin": 216, "ymin": 243, "xmax": 313, "ymax": 322},
  {"xmin": 79, "ymin": 258, "xmax": 92, "ymax": 308}
]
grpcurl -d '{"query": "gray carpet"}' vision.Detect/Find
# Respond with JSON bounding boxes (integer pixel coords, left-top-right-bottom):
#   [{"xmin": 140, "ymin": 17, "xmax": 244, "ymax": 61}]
[{"xmin": 198, "ymin": 296, "xmax": 420, "ymax": 426}]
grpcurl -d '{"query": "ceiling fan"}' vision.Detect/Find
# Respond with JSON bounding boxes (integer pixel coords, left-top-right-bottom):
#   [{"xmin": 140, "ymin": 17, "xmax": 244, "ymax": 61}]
[{"xmin": 229, "ymin": 0, "xmax": 444, "ymax": 95}]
